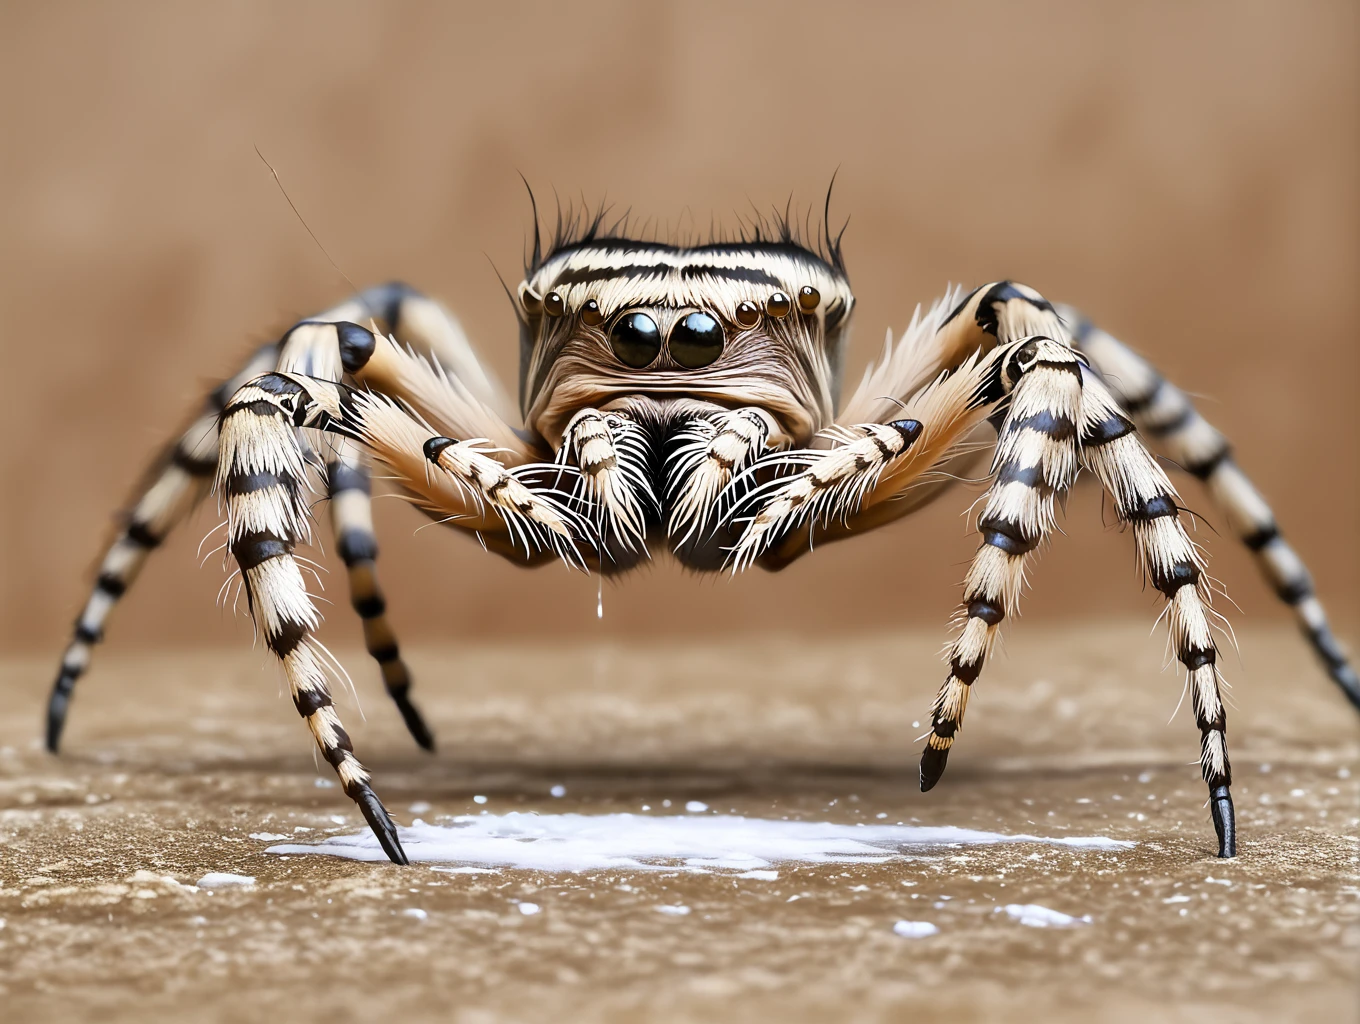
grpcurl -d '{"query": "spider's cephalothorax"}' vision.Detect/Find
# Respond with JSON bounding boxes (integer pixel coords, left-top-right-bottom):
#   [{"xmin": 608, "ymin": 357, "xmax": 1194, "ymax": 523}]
[
  {"xmin": 47, "ymin": 212, "xmax": 1359, "ymax": 866},
  {"xmin": 516, "ymin": 237, "xmax": 857, "ymax": 572}
]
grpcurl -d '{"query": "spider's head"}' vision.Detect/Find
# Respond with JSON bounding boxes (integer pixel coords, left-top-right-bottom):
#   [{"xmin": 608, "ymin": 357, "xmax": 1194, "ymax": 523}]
[{"xmin": 515, "ymin": 236, "xmax": 855, "ymax": 447}]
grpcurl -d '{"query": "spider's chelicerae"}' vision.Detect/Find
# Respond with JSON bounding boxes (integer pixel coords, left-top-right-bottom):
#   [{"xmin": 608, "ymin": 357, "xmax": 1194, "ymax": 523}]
[{"xmin": 48, "ymin": 207, "xmax": 1357, "ymax": 864}]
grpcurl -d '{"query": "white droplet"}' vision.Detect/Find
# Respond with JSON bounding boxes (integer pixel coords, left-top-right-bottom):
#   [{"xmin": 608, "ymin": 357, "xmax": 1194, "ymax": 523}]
[
  {"xmin": 893, "ymin": 920, "xmax": 938, "ymax": 938},
  {"xmin": 655, "ymin": 904, "xmax": 691, "ymax": 915},
  {"xmin": 473, "ymin": 795, "xmax": 488, "ymax": 805},
  {"xmin": 550, "ymin": 785, "xmax": 566, "ymax": 798},
  {"xmin": 402, "ymin": 908, "xmax": 428, "ymax": 921},
  {"xmin": 195, "ymin": 873, "xmax": 255, "ymax": 889},
  {"xmin": 685, "ymin": 801, "xmax": 708, "ymax": 813},
  {"xmin": 314, "ymin": 778, "xmax": 335, "ymax": 788},
  {"xmin": 409, "ymin": 801, "xmax": 432, "ymax": 814},
  {"xmin": 517, "ymin": 902, "xmax": 541, "ymax": 916},
  {"xmin": 1001, "ymin": 903, "xmax": 1090, "ymax": 928}
]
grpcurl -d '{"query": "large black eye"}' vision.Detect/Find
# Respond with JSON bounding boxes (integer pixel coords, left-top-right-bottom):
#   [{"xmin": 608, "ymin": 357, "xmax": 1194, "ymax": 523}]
[
  {"xmin": 668, "ymin": 311, "xmax": 725, "ymax": 369},
  {"xmin": 609, "ymin": 311, "xmax": 662, "ymax": 368}
]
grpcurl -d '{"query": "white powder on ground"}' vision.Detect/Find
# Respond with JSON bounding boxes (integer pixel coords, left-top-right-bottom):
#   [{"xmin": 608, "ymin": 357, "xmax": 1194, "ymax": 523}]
[
  {"xmin": 1001, "ymin": 903, "xmax": 1092, "ymax": 927},
  {"xmin": 195, "ymin": 872, "xmax": 256, "ymax": 889},
  {"xmin": 893, "ymin": 920, "xmax": 939, "ymax": 938},
  {"xmin": 265, "ymin": 812, "xmax": 1131, "ymax": 873}
]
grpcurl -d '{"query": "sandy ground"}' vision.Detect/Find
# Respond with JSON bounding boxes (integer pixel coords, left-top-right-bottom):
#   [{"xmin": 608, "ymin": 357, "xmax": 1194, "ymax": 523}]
[{"xmin": 0, "ymin": 622, "xmax": 1356, "ymax": 1023}]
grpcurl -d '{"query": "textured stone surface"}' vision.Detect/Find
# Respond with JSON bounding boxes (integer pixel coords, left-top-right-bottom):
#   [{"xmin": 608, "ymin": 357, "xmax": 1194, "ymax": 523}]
[{"xmin": 0, "ymin": 623, "xmax": 1356, "ymax": 1022}]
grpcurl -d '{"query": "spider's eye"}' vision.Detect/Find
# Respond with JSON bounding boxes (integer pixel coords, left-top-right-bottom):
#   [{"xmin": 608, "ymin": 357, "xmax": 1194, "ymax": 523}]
[
  {"xmin": 668, "ymin": 311, "xmax": 725, "ymax": 369},
  {"xmin": 609, "ymin": 311, "xmax": 662, "ymax": 368},
  {"xmin": 765, "ymin": 291, "xmax": 792, "ymax": 319},
  {"xmin": 734, "ymin": 301, "xmax": 760, "ymax": 329}
]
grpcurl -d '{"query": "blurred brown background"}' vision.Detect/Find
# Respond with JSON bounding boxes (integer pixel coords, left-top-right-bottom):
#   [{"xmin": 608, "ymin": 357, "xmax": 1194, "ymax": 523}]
[{"xmin": 0, "ymin": 1, "xmax": 1355, "ymax": 661}]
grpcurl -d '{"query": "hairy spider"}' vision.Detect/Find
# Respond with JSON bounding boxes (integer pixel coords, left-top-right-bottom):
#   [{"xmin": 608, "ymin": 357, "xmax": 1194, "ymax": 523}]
[{"xmin": 47, "ymin": 205, "xmax": 1357, "ymax": 864}]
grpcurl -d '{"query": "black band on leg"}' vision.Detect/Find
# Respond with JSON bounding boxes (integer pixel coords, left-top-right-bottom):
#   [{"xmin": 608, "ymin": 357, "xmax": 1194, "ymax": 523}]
[{"xmin": 1209, "ymin": 783, "xmax": 1236, "ymax": 858}]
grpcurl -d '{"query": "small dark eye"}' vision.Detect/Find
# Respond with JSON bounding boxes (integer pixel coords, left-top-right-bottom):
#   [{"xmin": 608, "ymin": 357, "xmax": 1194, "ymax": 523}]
[
  {"xmin": 543, "ymin": 291, "xmax": 565, "ymax": 317},
  {"xmin": 798, "ymin": 285, "xmax": 820, "ymax": 313},
  {"xmin": 580, "ymin": 299, "xmax": 603, "ymax": 327},
  {"xmin": 766, "ymin": 291, "xmax": 791, "ymax": 319},
  {"xmin": 668, "ymin": 311, "xmax": 725, "ymax": 369},
  {"xmin": 735, "ymin": 301, "xmax": 760, "ymax": 328},
  {"xmin": 609, "ymin": 311, "xmax": 662, "ymax": 368}
]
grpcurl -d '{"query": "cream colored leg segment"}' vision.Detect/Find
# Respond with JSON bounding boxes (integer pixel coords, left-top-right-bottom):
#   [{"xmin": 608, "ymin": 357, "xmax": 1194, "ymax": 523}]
[
  {"xmin": 1077, "ymin": 371, "xmax": 1237, "ymax": 857},
  {"xmin": 1068, "ymin": 312, "xmax": 1357, "ymax": 709},
  {"xmin": 47, "ymin": 341, "xmax": 280, "ymax": 752},
  {"xmin": 326, "ymin": 441, "xmax": 432, "ymax": 751},
  {"xmin": 217, "ymin": 370, "xmax": 408, "ymax": 865},
  {"xmin": 919, "ymin": 339, "xmax": 1084, "ymax": 789}
]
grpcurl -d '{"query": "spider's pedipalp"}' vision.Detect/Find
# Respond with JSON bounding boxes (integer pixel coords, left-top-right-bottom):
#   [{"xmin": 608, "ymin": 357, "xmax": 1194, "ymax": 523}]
[
  {"xmin": 666, "ymin": 406, "xmax": 776, "ymax": 548},
  {"xmin": 416, "ymin": 426, "xmax": 591, "ymax": 567},
  {"xmin": 558, "ymin": 408, "xmax": 657, "ymax": 559}
]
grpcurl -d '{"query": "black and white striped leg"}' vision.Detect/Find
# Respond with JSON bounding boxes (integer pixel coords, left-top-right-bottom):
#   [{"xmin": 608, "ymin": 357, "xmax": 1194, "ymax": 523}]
[
  {"xmin": 47, "ymin": 343, "xmax": 279, "ymax": 752},
  {"xmin": 219, "ymin": 371, "xmax": 406, "ymax": 864},
  {"xmin": 1079, "ymin": 374, "xmax": 1236, "ymax": 857},
  {"xmin": 327, "ymin": 445, "xmax": 434, "ymax": 751},
  {"xmin": 1069, "ymin": 313, "xmax": 1358, "ymax": 710},
  {"xmin": 920, "ymin": 339, "xmax": 1084, "ymax": 790}
]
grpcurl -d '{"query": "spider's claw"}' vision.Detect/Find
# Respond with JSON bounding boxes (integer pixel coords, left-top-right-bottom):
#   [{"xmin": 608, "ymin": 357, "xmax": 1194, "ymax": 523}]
[
  {"xmin": 354, "ymin": 784, "xmax": 409, "ymax": 865},
  {"xmin": 919, "ymin": 744, "xmax": 949, "ymax": 791},
  {"xmin": 390, "ymin": 684, "xmax": 437, "ymax": 752},
  {"xmin": 1209, "ymin": 783, "xmax": 1236, "ymax": 859},
  {"xmin": 45, "ymin": 670, "xmax": 78, "ymax": 753}
]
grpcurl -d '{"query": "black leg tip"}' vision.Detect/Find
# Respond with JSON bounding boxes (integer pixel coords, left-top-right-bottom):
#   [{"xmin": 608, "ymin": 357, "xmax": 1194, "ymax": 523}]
[
  {"xmin": 354, "ymin": 785, "xmax": 409, "ymax": 865},
  {"xmin": 1209, "ymin": 783, "xmax": 1236, "ymax": 859},
  {"xmin": 920, "ymin": 745, "xmax": 949, "ymax": 792},
  {"xmin": 46, "ymin": 672, "xmax": 77, "ymax": 754},
  {"xmin": 1329, "ymin": 662, "xmax": 1360, "ymax": 713},
  {"xmin": 394, "ymin": 693, "xmax": 437, "ymax": 753}
]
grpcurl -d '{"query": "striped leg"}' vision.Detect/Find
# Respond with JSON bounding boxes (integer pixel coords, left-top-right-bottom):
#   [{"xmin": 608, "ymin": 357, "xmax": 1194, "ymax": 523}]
[
  {"xmin": 1078, "ymin": 373, "xmax": 1237, "ymax": 857},
  {"xmin": 1068, "ymin": 313, "xmax": 1358, "ymax": 710},
  {"xmin": 219, "ymin": 372, "xmax": 406, "ymax": 864},
  {"xmin": 327, "ymin": 443, "xmax": 433, "ymax": 751},
  {"xmin": 47, "ymin": 342, "xmax": 279, "ymax": 751},
  {"xmin": 919, "ymin": 339, "xmax": 1084, "ymax": 792}
]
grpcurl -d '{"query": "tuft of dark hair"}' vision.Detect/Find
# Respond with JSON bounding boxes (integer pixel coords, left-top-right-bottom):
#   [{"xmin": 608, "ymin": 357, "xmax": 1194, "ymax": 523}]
[{"xmin": 518, "ymin": 174, "xmax": 850, "ymax": 278}]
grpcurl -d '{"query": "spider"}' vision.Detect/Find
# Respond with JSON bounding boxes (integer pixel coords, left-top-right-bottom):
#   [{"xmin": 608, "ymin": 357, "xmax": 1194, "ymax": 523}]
[{"xmin": 46, "ymin": 205, "xmax": 1357, "ymax": 865}]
